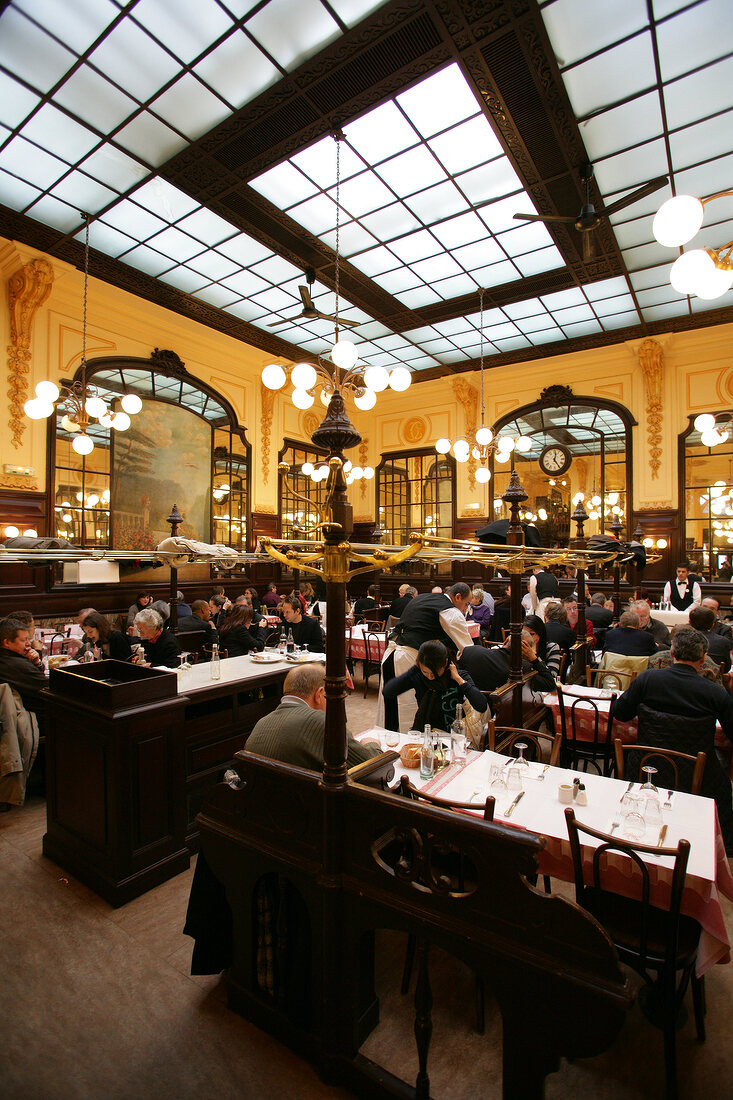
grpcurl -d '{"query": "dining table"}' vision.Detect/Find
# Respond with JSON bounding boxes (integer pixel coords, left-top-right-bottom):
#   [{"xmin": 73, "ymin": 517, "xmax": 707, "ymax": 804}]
[
  {"xmin": 652, "ymin": 608, "xmax": 693, "ymax": 627},
  {"xmin": 356, "ymin": 726, "xmax": 733, "ymax": 977},
  {"xmin": 348, "ymin": 623, "xmax": 388, "ymax": 662}
]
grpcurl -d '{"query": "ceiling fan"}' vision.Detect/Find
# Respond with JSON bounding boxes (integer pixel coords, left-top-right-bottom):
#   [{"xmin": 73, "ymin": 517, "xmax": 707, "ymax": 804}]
[
  {"xmin": 268, "ymin": 267, "xmax": 359, "ymax": 329},
  {"xmin": 513, "ymin": 163, "xmax": 669, "ymax": 262}
]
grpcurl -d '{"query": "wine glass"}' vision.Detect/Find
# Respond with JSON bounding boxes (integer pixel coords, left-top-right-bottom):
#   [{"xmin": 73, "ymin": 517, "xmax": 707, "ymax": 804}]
[
  {"xmin": 178, "ymin": 652, "xmax": 191, "ymax": 678},
  {"xmin": 513, "ymin": 741, "xmax": 531, "ymax": 769},
  {"xmin": 639, "ymin": 764, "xmax": 662, "ymax": 828}
]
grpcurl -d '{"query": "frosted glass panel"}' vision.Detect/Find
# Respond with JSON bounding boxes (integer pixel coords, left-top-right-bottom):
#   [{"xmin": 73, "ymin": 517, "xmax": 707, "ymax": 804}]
[
  {"xmin": 397, "ymin": 63, "xmax": 480, "ymax": 138},
  {"xmin": 246, "ymin": 0, "xmax": 340, "ymax": 70},
  {"xmin": 194, "ymin": 32, "xmax": 279, "ymax": 108}
]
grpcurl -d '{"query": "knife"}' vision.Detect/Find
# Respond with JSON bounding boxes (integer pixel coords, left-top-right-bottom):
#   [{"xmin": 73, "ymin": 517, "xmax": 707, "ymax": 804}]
[
  {"xmin": 657, "ymin": 824, "xmax": 668, "ymax": 848},
  {"xmin": 504, "ymin": 790, "xmax": 525, "ymax": 817},
  {"xmin": 619, "ymin": 781, "xmax": 633, "ymax": 803}
]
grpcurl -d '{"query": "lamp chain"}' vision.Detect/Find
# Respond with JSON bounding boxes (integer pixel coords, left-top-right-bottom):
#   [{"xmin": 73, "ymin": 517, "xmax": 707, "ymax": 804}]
[
  {"xmin": 479, "ymin": 287, "xmax": 485, "ymax": 429},
  {"xmin": 81, "ymin": 211, "xmax": 89, "ymax": 391},
  {"xmin": 333, "ymin": 132, "xmax": 341, "ymax": 334}
]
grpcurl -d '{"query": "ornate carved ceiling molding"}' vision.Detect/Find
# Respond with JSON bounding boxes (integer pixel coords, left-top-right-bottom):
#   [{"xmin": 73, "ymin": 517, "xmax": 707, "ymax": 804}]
[
  {"xmin": 637, "ymin": 338, "xmax": 665, "ymax": 480},
  {"xmin": 260, "ymin": 382, "xmax": 276, "ymax": 486},
  {"xmin": 7, "ymin": 257, "xmax": 53, "ymax": 449}
]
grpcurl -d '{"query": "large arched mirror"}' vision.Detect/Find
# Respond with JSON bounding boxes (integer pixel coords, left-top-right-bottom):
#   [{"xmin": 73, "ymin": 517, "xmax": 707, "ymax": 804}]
[
  {"xmin": 491, "ymin": 385, "xmax": 634, "ymax": 546},
  {"xmin": 52, "ymin": 351, "xmax": 250, "ymax": 550},
  {"xmin": 680, "ymin": 411, "xmax": 733, "ymax": 581}
]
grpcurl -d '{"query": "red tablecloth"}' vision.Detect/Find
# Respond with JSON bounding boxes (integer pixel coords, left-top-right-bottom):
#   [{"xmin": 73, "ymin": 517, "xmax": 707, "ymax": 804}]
[{"xmin": 349, "ymin": 626, "xmax": 387, "ymax": 662}]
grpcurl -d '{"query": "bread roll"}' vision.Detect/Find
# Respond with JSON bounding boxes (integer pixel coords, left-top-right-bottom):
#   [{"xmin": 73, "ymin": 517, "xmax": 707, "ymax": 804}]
[{"xmin": 399, "ymin": 742, "xmax": 421, "ymax": 769}]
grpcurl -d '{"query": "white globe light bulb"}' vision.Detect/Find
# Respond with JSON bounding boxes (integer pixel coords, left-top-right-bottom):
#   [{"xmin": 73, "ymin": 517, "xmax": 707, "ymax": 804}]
[
  {"xmin": 472, "ymin": 447, "xmax": 481, "ymax": 460},
  {"xmin": 388, "ymin": 366, "xmax": 411, "ymax": 391},
  {"xmin": 4, "ymin": 525, "xmax": 20, "ymax": 538},
  {"xmin": 61, "ymin": 414, "xmax": 80, "ymax": 433},
  {"xmin": 351, "ymin": 466, "xmax": 364, "ymax": 479},
  {"xmin": 112, "ymin": 411, "xmax": 130, "ymax": 431},
  {"xmin": 515, "ymin": 436, "xmax": 532, "ymax": 453},
  {"xmin": 591, "ymin": 495, "xmax": 601, "ymax": 506},
  {"xmin": 290, "ymin": 362, "xmax": 317, "ymax": 390},
  {"xmin": 475, "ymin": 467, "xmax": 491, "ymax": 483},
  {"xmin": 261, "ymin": 363, "xmax": 287, "ymax": 390},
  {"xmin": 497, "ymin": 436, "xmax": 515, "ymax": 452},
  {"xmin": 87, "ymin": 494, "xmax": 99, "ymax": 507},
  {"xmin": 331, "ymin": 338, "xmax": 358, "ymax": 370},
  {"xmin": 695, "ymin": 264, "xmax": 733, "ymax": 300},
  {"xmin": 319, "ymin": 388, "xmax": 332, "ymax": 407},
  {"xmin": 343, "ymin": 460, "xmax": 352, "ymax": 473},
  {"xmin": 496, "ymin": 451, "xmax": 510, "ymax": 463},
  {"xmin": 121, "ymin": 392, "xmax": 142, "ymax": 415},
  {"xmin": 670, "ymin": 249, "xmax": 714, "ymax": 295},
  {"xmin": 85, "ymin": 396, "xmax": 107, "ymax": 419},
  {"xmin": 643, "ymin": 537, "xmax": 654, "ymax": 548},
  {"xmin": 454, "ymin": 449, "xmax": 469, "ymax": 463},
  {"xmin": 35, "ymin": 380, "xmax": 59, "ymax": 402},
  {"xmin": 23, "ymin": 528, "xmax": 38, "ymax": 538},
  {"xmin": 301, "ymin": 462, "xmax": 314, "ymax": 476},
  {"xmin": 72, "ymin": 433, "xmax": 94, "ymax": 456},
  {"xmin": 99, "ymin": 412, "xmax": 115, "ymax": 428},
  {"xmin": 354, "ymin": 389, "xmax": 377, "ymax": 411},
  {"xmin": 475, "ymin": 426, "xmax": 493, "ymax": 446},
  {"xmin": 24, "ymin": 398, "xmax": 44, "ymax": 420},
  {"xmin": 363, "ymin": 365, "xmax": 389, "ymax": 392},
  {"xmin": 701, "ymin": 429, "xmax": 720, "ymax": 447},
  {"xmin": 652, "ymin": 195, "xmax": 703, "ymax": 247},
  {"xmin": 538, "ymin": 508, "xmax": 548, "ymax": 520},
  {"xmin": 435, "ymin": 438, "xmax": 451, "ymax": 454},
  {"xmin": 317, "ymin": 465, "xmax": 329, "ymax": 478},
  {"xmin": 363, "ymin": 466, "xmax": 375, "ymax": 480},
  {"xmin": 292, "ymin": 388, "xmax": 314, "ymax": 410}
]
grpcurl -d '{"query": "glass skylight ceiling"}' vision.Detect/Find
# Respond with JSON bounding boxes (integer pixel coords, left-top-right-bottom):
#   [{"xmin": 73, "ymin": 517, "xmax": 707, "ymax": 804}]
[
  {"xmin": 0, "ymin": 0, "xmax": 730, "ymax": 382},
  {"xmin": 540, "ymin": 0, "xmax": 733, "ymax": 323}
]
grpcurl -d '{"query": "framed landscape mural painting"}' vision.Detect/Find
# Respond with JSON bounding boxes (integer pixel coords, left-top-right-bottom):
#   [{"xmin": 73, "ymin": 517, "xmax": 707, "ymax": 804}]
[{"xmin": 112, "ymin": 401, "xmax": 211, "ymax": 552}]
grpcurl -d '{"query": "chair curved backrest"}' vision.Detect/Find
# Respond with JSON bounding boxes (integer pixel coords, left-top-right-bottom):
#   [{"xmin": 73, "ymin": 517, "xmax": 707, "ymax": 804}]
[
  {"xmin": 613, "ymin": 737, "xmax": 706, "ymax": 794},
  {"xmin": 594, "ymin": 652, "xmax": 649, "ymax": 691},
  {"xmin": 399, "ymin": 774, "xmax": 495, "ymax": 821},
  {"xmin": 490, "ymin": 726, "xmax": 562, "ymax": 767},
  {"xmin": 362, "ymin": 630, "xmax": 383, "ymax": 697},
  {"xmin": 555, "ymin": 684, "xmax": 616, "ymax": 775}
]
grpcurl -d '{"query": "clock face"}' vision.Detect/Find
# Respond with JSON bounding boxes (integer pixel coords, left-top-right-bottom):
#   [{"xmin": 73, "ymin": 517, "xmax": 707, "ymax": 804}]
[{"xmin": 539, "ymin": 444, "xmax": 572, "ymax": 475}]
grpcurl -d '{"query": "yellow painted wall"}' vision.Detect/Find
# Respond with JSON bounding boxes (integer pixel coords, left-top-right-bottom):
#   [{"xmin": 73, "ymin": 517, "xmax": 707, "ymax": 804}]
[{"xmin": 3, "ymin": 236, "xmax": 733, "ymax": 530}]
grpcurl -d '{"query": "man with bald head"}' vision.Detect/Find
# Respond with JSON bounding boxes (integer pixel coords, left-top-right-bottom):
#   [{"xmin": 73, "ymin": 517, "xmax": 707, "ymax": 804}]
[
  {"xmin": 630, "ymin": 599, "xmax": 671, "ymax": 651},
  {"xmin": 702, "ymin": 596, "xmax": 733, "ymax": 641}
]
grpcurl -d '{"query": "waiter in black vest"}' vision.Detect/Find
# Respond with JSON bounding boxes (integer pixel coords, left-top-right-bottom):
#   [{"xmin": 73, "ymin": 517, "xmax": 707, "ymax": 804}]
[
  {"xmin": 662, "ymin": 563, "xmax": 701, "ymax": 611},
  {"xmin": 379, "ymin": 582, "xmax": 473, "ymax": 730},
  {"xmin": 528, "ymin": 566, "xmax": 561, "ymax": 621}
]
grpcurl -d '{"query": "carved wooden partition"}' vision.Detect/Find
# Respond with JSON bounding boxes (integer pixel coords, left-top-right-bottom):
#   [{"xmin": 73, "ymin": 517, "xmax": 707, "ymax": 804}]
[{"xmin": 198, "ymin": 752, "xmax": 633, "ymax": 1100}]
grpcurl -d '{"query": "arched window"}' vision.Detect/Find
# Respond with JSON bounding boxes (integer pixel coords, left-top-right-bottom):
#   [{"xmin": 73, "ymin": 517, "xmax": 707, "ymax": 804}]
[
  {"xmin": 52, "ymin": 351, "xmax": 250, "ymax": 550},
  {"xmin": 491, "ymin": 386, "xmax": 635, "ymax": 545}
]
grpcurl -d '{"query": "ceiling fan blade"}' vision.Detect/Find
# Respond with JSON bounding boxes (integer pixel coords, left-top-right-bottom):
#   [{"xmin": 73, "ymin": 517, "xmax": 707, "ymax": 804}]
[
  {"xmin": 267, "ymin": 315, "xmax": 301, "ymax": 328},
  {"xmin": 598, "ymin": 175, "xmax": 668, "ymax": 218},
  {"xmin": 514, "ymin": 212, "xmax": 577, "ymax": 225},
  {"xmin": 299, "ymin": 285, "xmax": 313, "ymax": 309},
  {"xmin": 582, "ymin": 230, "xmax": 594, "ymax": 263},
  {"xmin": 312, "ymin": 311, "xmax": 360, "ymax": 328}
]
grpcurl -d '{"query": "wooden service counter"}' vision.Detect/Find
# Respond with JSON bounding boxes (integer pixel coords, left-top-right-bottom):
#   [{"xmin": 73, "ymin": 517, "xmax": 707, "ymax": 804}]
[{"xmin": 43, "ymin": 655, "xmax": 287, "ymax": 906}]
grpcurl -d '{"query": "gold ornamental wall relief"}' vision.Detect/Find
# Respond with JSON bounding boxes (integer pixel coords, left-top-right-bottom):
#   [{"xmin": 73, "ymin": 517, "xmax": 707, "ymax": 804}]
[
  {"xmin": 637, "ymin": 338, "xmax": 664, "ymax": 480},
  {"xmin": 452, "ymin": 377, "xmax": 479, "ymax": 488},
  {"xmin": 8, "ymin": 258, "xmax": 54, "ymax": 449},
  {"xmin": 359, "ymin": 438, "xmax": 369, "ymax": 499},
  {"xmin": 260, "ymin": 381, "xmax": 276, "ymax": 485},
  {"xmin": 401, "ymin": 416, "xmax": 427, "ymax": 445}
]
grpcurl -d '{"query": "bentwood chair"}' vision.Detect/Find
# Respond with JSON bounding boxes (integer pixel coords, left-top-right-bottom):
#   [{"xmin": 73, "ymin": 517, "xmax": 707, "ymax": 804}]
[
  {"xmin": 613, "ymin": 739, "xmax": 706, "ymax": 795},
  {"xmin": 565, "ymin": 807, "xmax": 705, "ymax": 1100},
  {"xmin": 555, "ymin": 684, "xmax": 617, "ymax": 775},
  {"xmin": 490, "ymin": 726, "xmax": 562, "ymax": 767},
  {"xmin": 362, "ymin": 630, "xmax": 383, "ymax": 697},
  {"xmin": 593, "ymin": 651, "xmax": 649, "ymax": 691}
]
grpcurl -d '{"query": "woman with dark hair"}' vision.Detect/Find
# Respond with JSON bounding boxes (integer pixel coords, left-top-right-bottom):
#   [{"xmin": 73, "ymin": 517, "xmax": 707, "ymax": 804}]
[
  {"xmin": 80, "ymin": 612, "xmax": 132, "ymax": 661},
  {"xmin": 382, "ymin": 639, "xmax": 487, "ymax": 733},
  {"xmin": 218, "ymin": 605, "xmax": 264, "ymax": 657},
  {"xmin": 523, "ymin": 614, "xmax": 562, "ymax": 681}
]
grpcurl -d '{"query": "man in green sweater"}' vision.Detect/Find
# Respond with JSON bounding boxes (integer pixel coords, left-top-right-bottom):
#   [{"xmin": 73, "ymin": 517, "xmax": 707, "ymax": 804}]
[{"xmin": 245, "ymin": 662, "xmax": 381, "ymax": 770}]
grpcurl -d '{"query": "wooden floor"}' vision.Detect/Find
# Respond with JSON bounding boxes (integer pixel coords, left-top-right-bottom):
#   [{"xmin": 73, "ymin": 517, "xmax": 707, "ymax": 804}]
[{"xmin": 3, "ymin": 677, "xmax": 733, "ymax": 1099}]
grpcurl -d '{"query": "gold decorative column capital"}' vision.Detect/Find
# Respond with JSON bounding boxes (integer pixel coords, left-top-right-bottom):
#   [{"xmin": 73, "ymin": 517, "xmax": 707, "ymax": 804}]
[
  {"xmin": 8, "ymin": 257, "xmax": 54, "ymax": 448},
  {"xmin": 637, "ymin": 338, "xmax": 664, "ymax": 480},
  {"xmin": 260, "ymin": 381, "xmax": 276, "ymax": 485}
]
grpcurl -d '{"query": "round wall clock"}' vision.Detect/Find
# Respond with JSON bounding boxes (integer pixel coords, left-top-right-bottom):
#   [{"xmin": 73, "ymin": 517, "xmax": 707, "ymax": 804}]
[{"xmin": 539, "ymin": 444, "xmax": 572, "ymax": 476}]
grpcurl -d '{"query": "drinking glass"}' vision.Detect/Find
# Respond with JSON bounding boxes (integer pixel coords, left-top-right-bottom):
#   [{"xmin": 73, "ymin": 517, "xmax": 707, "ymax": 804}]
[
  {"xmin": 622, "ymin": 793, "xmax": 646, "ymax": 839},
  {"xmin": 506, "ymin": 765, "xmax": 523, "ymax": 793},
  {"xmin": 489, "ymin": 764, "xmax": 507, "ymax": 801},
  {"xmin": 639, "ymin": 765, "xmax": 662, "ymax": 827},
  {"xmin": 451, "ymin": 730, "xmax": 467, "ymax": 766},
  {"xmin": 385, "ymin": 729, "xmax": 400, "ymax": 748}
]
